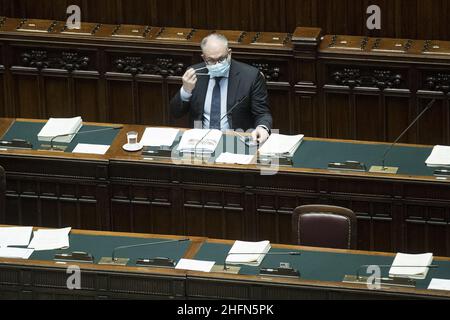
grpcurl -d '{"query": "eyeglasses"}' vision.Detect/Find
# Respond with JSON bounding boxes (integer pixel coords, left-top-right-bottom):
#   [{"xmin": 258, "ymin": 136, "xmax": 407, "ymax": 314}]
[{"xmin": 203, "ymin": 54, "xmax": 229, "ymax": 66}]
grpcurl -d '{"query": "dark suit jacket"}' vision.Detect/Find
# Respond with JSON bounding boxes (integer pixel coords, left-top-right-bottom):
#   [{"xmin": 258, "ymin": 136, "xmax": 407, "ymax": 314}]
[{"xmin": 170, "ymin": 59, "xmax": 273, "ymax": 131}]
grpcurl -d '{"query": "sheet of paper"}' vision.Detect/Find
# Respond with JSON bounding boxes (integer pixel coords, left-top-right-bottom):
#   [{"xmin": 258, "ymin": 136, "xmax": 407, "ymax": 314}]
[
  {"xmin": 38, "ymin": 116, "xmax": 83, "ymax": 143},
  {"xmin": 426, "ymin": 145, "xmax": 450, "ymax": 167},
  {"xmin": 0, "ymin": 247, "xmax": 34, "ymax": 259},
  {"xmin": 72, "ymin": 143, "xmax": 110, "ymax": 155},
  {"xmin": 175, "ymin": 259, "xmax": 215, "ymax": 272},
  {"xmin": 140, "ymin": 128, "xmax": 180, "ymax": 147},
  {"xmin": 428, "ymin": 278, "xmax": 450, "ymax": 291},
  {"xmin": 0, "ymin": 226, "xmax": 33, "ymax": 247},
  {"xmin": 216, "ymin": 152, "xmax": 255, "ymax": 165},
  {"xmin": 28, "ymin": 227, "xmax": 71, "ymax": 251}
]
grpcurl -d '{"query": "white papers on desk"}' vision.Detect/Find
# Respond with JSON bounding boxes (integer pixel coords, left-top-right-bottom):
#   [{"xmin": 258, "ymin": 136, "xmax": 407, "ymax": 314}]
[
  {"xmin": 175, "ymin": 259, "xmax": 215, "ymax": 272},
  {"xmin": 72, "ymin": 143, "xmax": 110, "ymax": 155},
  {"xmin": 0, "ymin": 226, "xmax": 33, "ymax": 247},
  {"xmin": 428, "ymin": 278, "xmax": 450, "ymax": 291},
  {"xmin": 226, "ymin": 240, "xmax": 271, "ymax": 266},
  {"xmin": 140, "ymin": 128, "xmax": 180, "ymax": 147},
  {"xmin": 37, "ymin": 117, "xmax": 83, "ymax": 143},
  {"xmin": 177, "ymin": 129, "xmax": 222, "ymax": 154},
  {"xmin": 258, "ymin": 134, "xmax": 304, "ymax": 157},
  {"xmin": 426, "ymin": 145, "xmax": 450, "ymax": 167},
  {"xmin": 28, "ymin": 227, "xmax": 71, "ymax": 251},
  {"xmin": 0, "ymin": 248, "xmax": 34, "ymax": 259},
  {"xmin": 215, "ymin": 152, "xmax": 255, "ymax": 165},
  {"xmin": 389, "ymin": 253, "xmax": 434, "ymax": 280}
]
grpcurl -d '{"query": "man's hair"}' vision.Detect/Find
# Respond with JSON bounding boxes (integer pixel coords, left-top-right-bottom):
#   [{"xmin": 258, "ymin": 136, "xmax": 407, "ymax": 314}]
[{"xmin": 200, "ymin": 33, "xmax": 229, "ymax": 51}]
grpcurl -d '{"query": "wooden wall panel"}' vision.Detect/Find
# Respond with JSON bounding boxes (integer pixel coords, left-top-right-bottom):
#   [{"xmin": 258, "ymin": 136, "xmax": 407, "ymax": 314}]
[
  {"xmin": 354, "ymin": 92, "xmax": 382, "ymax": 141},
  {"xmin": 0, "ymin": 72, "xmax": 4, "ymax": 117},
  {"xmin": 417, "ymin": 98, "xmax": 450, "ymax": 145},
  {"xmin": 73, "ymin": 78, "xmax": 101, "ymax": 122},
  {"xmin": 385, "ymin": 96, "xmax": 411, "ymax": 143},
  {"xmin": 42, "ymin": 75, "xmax": 69, "ymax": 117},
  {"xmin": 106, "ymin": 79, "xmax": 134, "ymax": 124},
  {"xmin": 11, "ymin": 74, "xmax": 41, "ymax": 118},
  {"xmin": 324, "ymin": 92, "xmax": 352, "ymax": 139},
  {"xmin": 2, "ymin": 0, "xmax": 450, "ymax": 40},
  {"xmin": 137, "ymin": 80, "xmax": 166, "ymax": 126}
]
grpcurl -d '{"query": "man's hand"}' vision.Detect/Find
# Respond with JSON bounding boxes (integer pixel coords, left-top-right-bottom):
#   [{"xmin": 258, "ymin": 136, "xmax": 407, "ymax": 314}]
[
  {"xmin": 252, "ymin": 126, "xmax": 270, "ymax": 144},
  {"xmin": 182, "ymin": 68, "xmax": 198, "ymax": 94}
]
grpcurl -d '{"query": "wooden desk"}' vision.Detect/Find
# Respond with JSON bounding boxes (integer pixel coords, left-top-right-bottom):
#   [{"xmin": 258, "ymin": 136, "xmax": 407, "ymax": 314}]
[
  {"xmin": 0, "ymin": 227, "xmax": 449, "ymax": 300},
  {"xmin": 1, "ymin": 118, "xmax": 450, "ymax": 257},
  {"xmin": 0, "ymin": 227, "xmax": 203, "ymax": 299}
]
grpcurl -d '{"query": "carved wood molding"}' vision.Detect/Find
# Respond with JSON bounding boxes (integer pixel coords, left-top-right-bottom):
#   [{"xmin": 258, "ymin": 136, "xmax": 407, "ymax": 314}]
[
  {"xmin": 425, "ymin": 73, "xmax": 450, "ymax": 94},
  {"xmin": 251, "ymin": 62, "xmax": 281, "ymax": 82},
  {"xmin": 114, "ymin": 56, "xmax": 186, "ymax": 77},
  {"xmin": 20, "ymin": 50, "xmax": 90, "ymax": 72},
  {"xmin": 332, "ymin": 68, "xmax": 403, "ymax": 90}
]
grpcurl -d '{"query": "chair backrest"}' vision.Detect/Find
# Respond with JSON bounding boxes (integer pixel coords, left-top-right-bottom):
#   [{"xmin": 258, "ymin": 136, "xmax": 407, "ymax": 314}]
[
  {"xmin": 0, "ymin": 166, "xmax": 5, "ymax": 222},
  {"xmin": 292, "ymin": 205, "xmax": 357, "ymax": 249}
]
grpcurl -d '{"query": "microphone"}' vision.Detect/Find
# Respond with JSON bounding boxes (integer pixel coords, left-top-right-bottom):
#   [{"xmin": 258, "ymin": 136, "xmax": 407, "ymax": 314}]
[
  {"xmin": 46, "ymin": 126, "xmax": 123, "ymax": 151},
  {"xmin": 98, "ymin": 238, "xmax": 190, "ymax": 266},
  {"xmin": 212, "ymin": 251, "xmax": 301, "ymax": 274},
  {"xmin": 370, "ymin": 98, "xmax": 437, "ymax": 174},
  {"xmin": 192, "ymin": 96, "xmax": 249, "ymax": 157}
]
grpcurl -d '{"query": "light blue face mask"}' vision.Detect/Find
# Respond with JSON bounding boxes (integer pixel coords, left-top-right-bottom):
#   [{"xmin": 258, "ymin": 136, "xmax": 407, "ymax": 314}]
[{"xmin": 207, "ymin": 56, "xmax": 231, "ymax": 78}]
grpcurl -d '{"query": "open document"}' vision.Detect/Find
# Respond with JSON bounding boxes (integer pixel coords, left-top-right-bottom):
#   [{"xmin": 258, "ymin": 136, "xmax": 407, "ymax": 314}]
[
  {"xmin": 389, "ymin": 253, "xmax": 434, "ymax": 279},
  {"xmin": 177, "ymin": 129, "xmax": 222, "ymax": 154},
  {"xmin": 226, "ymin": 240, "xmax": 271, "ymax": 266},
  {"xmin": 38, "ymin": 116, "xmax": 83, "ymax": 143},
  {"xmin": 426, "ymin": 145, "xmax": 450, "ymax": 167},
  {"xmin": 28, "ymin": 227, "xmax": 71, "ymax": 251},
  {"xmin": 258, "ymin": 134, "xmax": 304, "ymax": 157},
  {"xmin": 140, "ymin": 128, "xmax": 180, "ymax": 147}
]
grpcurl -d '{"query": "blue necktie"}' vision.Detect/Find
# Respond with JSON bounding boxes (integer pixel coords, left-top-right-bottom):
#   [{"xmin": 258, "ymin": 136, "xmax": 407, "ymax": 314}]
[{"xmin": 209, "ymin": 77, "xmax": 223, "ymax": 130}]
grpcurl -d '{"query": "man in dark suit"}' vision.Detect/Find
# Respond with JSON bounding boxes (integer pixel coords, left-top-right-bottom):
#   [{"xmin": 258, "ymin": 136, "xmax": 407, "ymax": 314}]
[{"xmin": 170, "ymin": 33, "xmax": 273, "ymax": 143}]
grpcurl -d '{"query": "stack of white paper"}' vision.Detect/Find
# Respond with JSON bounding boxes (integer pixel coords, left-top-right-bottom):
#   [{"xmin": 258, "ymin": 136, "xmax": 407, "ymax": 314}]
[
  {"xmin": 389, "ymin": 252, "xmax": 434, "ymax": 279},
  {"xmin": 226, "ymin": 240, "xmax": 271, "ymax": 266},
  {"xmin": 0, "ymin": 226, "xmax": 34, "ymax": 259},
  {"xmin": 140, "ymin": 128, "xmax": 180, "ymax": 147},
  {"xmin": 258, "ymin": 134, "xmax": 304, "ymax": 157},
  {"xmin": 177, "ymin": 129, "xmax": 222, "ymax": 154},
  {"xmin": 38, "ymin": 117, "xmax": 83, "ymax": 143},
  {"xmin": 28, "ymin": 227, "xmax": 71, "ymax": 251},
  {"xmin": 0, "ymin": 226, "xmax": 33, "ymax": 247},
  {"xmin": 215, "ymin": 152, "xmax": 255, "ymax": 165},
  {"xmin": 72, "ymin": 143, "xmax": 110, "ymax": 155},
  {"xmin": 426, "ymin": 145, "xmax": 450, "ymax": 167}
]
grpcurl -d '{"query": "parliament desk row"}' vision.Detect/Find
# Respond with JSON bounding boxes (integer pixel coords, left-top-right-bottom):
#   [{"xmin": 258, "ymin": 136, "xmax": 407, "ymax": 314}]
[
  {"xmin": 0, "ymin": 118, "xmax": 450, "ymax": 256},
  {"xmin": 0, "ymin": 226, "xmax": 449, "ymax": 300},
  {"xmin": 0, "ymin": 17, "xmax": 450, "ymax": 145}
]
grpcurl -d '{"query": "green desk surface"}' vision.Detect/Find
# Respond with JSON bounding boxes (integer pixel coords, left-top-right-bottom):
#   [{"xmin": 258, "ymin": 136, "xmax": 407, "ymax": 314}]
[
  {"xmin": 1, "ymin": 121, "xmax": 119, "ymax": 153},
  {"xmin": 194, "ymin": 242, "xmax": 450, "ymax": 290},
  {"xmin": 293, "ymin": 140, "xmax": 435, "ymax": 177},
  {"xmin": 170, "ymin": 134, "xmax": 435, "ymax": 177},
  {"xmin": 30, "ymin": 234, "xmax": 191, "ymax": 267}
]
